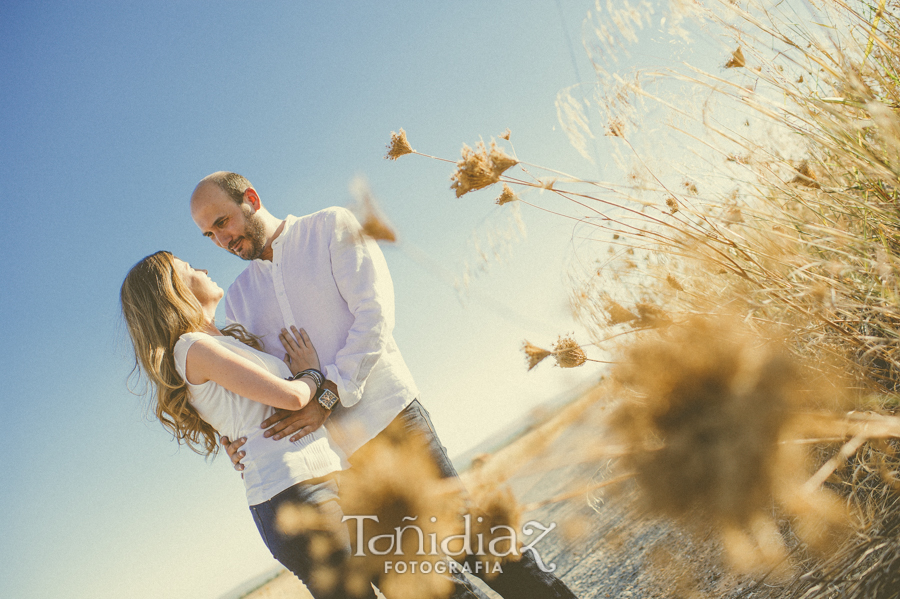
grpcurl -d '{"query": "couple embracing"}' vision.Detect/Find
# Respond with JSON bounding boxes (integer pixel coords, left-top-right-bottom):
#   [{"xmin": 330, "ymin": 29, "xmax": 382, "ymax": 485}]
[{"xmin": 120, "ymin": 172, "xmax": 578, "ymax": 599}]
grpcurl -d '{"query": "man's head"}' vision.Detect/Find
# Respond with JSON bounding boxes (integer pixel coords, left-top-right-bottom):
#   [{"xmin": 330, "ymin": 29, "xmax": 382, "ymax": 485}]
[{"xmin": 190, "ymin": 171, "xmax": 269, "ymax": 261}]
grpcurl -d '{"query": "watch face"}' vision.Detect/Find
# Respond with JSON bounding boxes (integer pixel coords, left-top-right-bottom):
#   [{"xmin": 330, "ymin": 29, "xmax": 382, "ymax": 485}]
[{"xmin": 317, "ymin": 388, "xmax": 339, "ymax": 410}]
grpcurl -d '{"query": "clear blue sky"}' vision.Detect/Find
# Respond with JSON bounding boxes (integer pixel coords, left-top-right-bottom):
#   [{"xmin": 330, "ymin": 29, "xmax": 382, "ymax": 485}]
[{"xmin": 0, "ymin": 2, "xmax": 715, "ymax": 598}]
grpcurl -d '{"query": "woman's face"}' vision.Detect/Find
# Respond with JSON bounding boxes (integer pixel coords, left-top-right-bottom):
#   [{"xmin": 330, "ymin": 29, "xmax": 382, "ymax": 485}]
[{"xmin": 173, "ymin": 257, "xmax": 223, "ymax": 306}]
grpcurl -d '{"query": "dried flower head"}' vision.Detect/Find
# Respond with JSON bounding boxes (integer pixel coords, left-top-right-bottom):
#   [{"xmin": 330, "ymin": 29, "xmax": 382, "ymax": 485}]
[
  {"xmin": 489, "ymin": 143, "xmax": 518, "ymax": 179},
  {"xmin": 451, "ymin": 143, "xmax": 495, "ymax": 198},
  {"xmin": 496, "ymin": 184, "xmax": 520, "ymax": 206},
  {"xmin": 553, "ymin": 335, "xmax": 587, "ymax": 368},
  {"xmin": 468, "ymin": 484, "xmax": 523, "ymax": 577},
  {"xmin": 725, "ymin": 46, "xmax": 745, "ymax": 68},
  {"xmin": 350, "ymin": 177, "xmax": 397, "ymax": 243},
  {"xmin": 666, "ymin": 274, "xmax": 685, "ymax": 291},
  {"xmin": 606, "ymin": 300, "xmax": 638, "ymax": 325},
  {"xmin": 385, "ymin": 128, "xmax": 414, "ymax": 160},
  {"xmin": 362, "ymin": 215, "xmax": 397, "ymax": 243},
  {"xmin": 634, "ymin": 302, "xmax": 672, "ymax": 328},
  {"xmin": 606, "ymin": 117, "xmax": 625, "ymax": 137},
  {"xmin": 450, "ymin": 142, "xmax": 519, "ymax": 198},
  {"xmin": 499, "ymin": 128, "xmax": 511, "ymax": 140},
  {"xmin": 790, "ymin": 160, "xmax": 820, "ymax": 188},
  {"xmin": 522, "ymin": 340, "xmax": 552, "ymax": 370},
  {"xmin": 610, "ymin": 317, "xmax": 792, "ymax": 526},
  {"xmin": 339, "ymin": 418, "xmax": 462, "ymax": 599}
]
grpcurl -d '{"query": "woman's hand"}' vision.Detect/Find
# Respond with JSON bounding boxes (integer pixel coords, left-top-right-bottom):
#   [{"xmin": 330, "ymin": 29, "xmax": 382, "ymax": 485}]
[{"xmin": 280, "ymin": 326, "xmax": 320, "ymax": 376}]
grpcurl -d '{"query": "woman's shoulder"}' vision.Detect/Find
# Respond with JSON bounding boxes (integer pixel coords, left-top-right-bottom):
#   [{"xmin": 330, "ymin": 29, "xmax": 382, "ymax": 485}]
[
  {"xmin": 172, "ymin": 332, "xmax": 220, "ymax": 381},
  {"xmin": 174, "ymin": 331, "xmax": 216, "ymax": 354}
]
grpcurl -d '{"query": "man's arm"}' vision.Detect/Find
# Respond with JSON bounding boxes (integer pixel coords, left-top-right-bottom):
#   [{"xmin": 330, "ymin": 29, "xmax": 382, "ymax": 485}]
[{"xmin": 318, "ymin": 206, "xmax": 396, "ymax": 407}]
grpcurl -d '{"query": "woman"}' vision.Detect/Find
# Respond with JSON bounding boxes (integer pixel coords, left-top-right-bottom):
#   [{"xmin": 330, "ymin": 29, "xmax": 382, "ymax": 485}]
[{"xmin": 120, "ymin": 251, "xmax": 375, "ymax": 599}]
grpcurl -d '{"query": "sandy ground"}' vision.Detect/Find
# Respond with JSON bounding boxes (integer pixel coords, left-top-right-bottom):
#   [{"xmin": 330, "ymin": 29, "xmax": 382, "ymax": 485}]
[{"xmin": 242, "ymin": 390, "xmax": 759, "ymax": 599}]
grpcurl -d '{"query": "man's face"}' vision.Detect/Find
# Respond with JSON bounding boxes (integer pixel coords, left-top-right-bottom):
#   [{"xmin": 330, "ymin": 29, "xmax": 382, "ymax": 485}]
[{"xmin": 191, "ymin": 184, "xmax": 267, "ymax": 261}]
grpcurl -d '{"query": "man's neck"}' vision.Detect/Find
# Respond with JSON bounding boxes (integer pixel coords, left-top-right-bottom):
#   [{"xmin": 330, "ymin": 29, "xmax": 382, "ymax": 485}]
[{"xmin": 257, "ymin": 218, "xmax": 286, "ymax": 262}]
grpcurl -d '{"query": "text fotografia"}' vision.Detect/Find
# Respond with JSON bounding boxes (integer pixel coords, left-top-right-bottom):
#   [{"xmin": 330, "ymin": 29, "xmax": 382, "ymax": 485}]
[{"xmin": 342, "ymin": 514, "xmax": 558, "ymax": 573}]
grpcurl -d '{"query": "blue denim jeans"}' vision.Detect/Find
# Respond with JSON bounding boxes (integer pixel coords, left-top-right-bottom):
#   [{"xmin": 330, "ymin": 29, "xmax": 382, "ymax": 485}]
[
  {"xmin": 250, "ymin": 476, "xmax": 378, "ymax": 599},
  {"xmin": 250, "ymin": 400, "xmax": 576, "ymax": 599}
]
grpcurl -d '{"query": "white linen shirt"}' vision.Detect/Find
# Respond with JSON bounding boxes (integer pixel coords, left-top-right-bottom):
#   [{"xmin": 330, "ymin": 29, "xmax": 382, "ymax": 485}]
[{"xmin": 224, "ymin": 207, "xmax": 418, "ymax": 456}]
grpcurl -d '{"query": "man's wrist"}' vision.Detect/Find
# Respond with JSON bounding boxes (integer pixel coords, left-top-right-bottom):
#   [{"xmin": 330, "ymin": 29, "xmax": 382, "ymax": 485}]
[{"xmin": 316, "ymin": 380, "xmax": 341, "ymax": 411}]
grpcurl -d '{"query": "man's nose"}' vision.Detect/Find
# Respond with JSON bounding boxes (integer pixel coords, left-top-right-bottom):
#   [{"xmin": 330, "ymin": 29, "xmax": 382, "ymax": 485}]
[{"xmin": 213, "ymin": 231, "xmax": 230, "ymax": 248}]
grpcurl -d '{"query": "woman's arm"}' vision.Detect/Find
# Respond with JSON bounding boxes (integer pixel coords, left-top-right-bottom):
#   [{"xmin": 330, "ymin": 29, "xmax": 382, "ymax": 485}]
[{"xmin": 183, "ymin": 328, "xmax": 318, "ymax": 411}]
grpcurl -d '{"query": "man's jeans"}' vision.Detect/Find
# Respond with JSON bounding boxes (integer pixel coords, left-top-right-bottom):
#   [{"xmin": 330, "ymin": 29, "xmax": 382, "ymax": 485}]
[
  {"xmin": 387, "ymin": 400, "xmax": 577, "ymax": 599},
  {"xmin": 250, "ymin": 400, "xmax": 576, "ymax": 599}
]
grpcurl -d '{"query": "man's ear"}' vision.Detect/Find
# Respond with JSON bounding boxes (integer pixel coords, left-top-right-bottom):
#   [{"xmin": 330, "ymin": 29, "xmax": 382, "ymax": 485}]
[{"xmin": 243, "ymin": 187, "xmax": 261, "ymax": 211}]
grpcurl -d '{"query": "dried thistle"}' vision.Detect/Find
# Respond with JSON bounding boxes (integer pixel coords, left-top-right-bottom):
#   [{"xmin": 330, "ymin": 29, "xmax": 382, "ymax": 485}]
[
  {"xmin": 725, "ymin": 46, "xmax": 745, "ymax": 68},
  {"xmin": 499, "ymin": 128, "xmax": 511, "ymax": 140},
  {"xmin": 522, "ymin": 340, "xmax": 551, "ymax": 370},
  {"xmin": 450, "ymin": 142, "xmax": 519, "ymax": 198},
  {"xmin": 553, "ymin": 335, "xmax": 587, "ymax": 368},
  {"xmin": 496, "ymin": 183, "xmax": 520, "ymax": 206},
  {"xmin": 385, "ymin": 128, "xmax": 414, "ymax": 160}
]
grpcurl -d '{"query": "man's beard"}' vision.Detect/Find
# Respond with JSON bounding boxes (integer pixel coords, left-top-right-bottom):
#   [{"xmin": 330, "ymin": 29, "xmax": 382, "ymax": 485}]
[{"xmin": 231, "ymin": 206, "xmax": 267, "ymax": 261}]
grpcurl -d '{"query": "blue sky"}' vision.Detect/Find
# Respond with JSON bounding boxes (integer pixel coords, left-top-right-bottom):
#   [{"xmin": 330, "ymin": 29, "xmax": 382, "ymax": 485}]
[{"xmin": 0, "ymin": 2, "xmax": 718, "ymax": 598}]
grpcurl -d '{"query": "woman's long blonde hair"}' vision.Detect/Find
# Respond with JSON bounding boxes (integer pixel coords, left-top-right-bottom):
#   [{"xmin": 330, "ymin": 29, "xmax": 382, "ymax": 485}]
[{"xmin": 120, "ymin": 251, "xmax": 259, "ymax": 456}]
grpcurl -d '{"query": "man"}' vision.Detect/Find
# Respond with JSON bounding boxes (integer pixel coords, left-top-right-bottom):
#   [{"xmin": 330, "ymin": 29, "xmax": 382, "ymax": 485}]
[{"xmin": 190, "ymin": 171, "xmax": 577, "ymax": 599}]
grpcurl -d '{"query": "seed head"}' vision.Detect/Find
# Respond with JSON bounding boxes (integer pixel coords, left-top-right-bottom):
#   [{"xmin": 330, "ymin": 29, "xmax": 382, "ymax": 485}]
[
  {"xmin": 351, "ymin": 176, "xmax": 397, "ymax": 243},
  {"xmin": 726, "ymin": 46, "xmax": 746, "ymax": 68},
  {"xmin": 450, "ymin": 141, "xmax": 519, "ymax": 198},
  {"xmin": 499, "ymin": 128, "xmax": 511, "ymax": 140},
  {"xmin": 790, "ymin": 161, "xmax": 820, "ymax": 188},
  {"xmin": 553, "ymin": 335, "xmax": 587, "ymax": 368},
  {"xmin": 606, "ymin": 300, "xmax": 638, "ymax": 325},
  {"xmin": 666, "ymin": 274, "xmax": 685, "ymax": 291},
  {"xmin": 496, "ymin": 184, "xmax": 520, "ymax": 206},
  {"xmin": 522, "ymin": 340, "xmax": 551, "ymax": 370},
  {"xmin": 606, "ymin": 118, "xmax": 625, "ymax": 137},
  {"xmin": 385, "ymin": 128, "xmax": 414, "ymax": 160},
  {"xmin": 362, "ymin": 215, "xmax": 397, "ymax": 243},
  {"xmin": 489, "ymin": 143, "xmax": 518, "ymax": 178}
]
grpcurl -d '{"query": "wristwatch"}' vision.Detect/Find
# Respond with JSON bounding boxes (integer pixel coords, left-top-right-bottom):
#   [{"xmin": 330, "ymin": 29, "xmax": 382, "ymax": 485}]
[{"xmin": 315, "ymin": 386, "xmax": 339, "ymax": 410}]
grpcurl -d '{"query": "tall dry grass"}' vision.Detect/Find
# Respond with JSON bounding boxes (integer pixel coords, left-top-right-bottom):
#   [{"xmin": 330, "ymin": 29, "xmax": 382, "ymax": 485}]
[{"xmin": 384, "ymin": 0, "xmax": 900, "ymax": 595}]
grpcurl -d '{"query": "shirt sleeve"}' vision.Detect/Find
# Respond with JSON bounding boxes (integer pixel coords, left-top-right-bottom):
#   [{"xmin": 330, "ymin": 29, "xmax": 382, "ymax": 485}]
[
  {"xmin": 320, "ymin": 207, "xmax": 396, "ymax": 408},
  {"xmin": 172, "ymin": 331, "xmax": 209, "ymax": 384}
]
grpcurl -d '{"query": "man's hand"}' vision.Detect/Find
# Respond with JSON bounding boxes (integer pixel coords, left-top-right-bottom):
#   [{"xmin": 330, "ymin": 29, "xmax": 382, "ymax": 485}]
[
  {"xmin": 261, "ymin": 400, "xmax": 331, "ymax": 442},
  {"xmin": 220, "ymin": 436, "xmax": 247, "ymax": 473}
]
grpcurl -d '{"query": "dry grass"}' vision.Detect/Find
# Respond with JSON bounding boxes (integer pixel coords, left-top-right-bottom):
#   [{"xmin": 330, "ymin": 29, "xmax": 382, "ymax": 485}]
[{"xmin": 383, "ymin": 0, "xmax": 900, "ymax": 595}]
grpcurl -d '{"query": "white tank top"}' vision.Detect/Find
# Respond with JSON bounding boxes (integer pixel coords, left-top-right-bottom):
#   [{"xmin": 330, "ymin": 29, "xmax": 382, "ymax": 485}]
[{"xmin": 173, "ymin": 331, "xmax": 347, "ymax": 505}]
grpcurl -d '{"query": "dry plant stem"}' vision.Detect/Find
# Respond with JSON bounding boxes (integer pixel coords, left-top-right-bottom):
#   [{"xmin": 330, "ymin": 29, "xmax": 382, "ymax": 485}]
[{"xmin": 802, "ymin": 434, "xmax": 868, "ymax": 495}]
